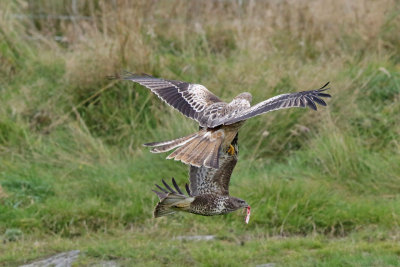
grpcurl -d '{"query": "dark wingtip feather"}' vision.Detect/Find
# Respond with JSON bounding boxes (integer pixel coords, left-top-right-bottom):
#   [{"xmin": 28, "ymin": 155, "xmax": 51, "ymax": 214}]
[
  {"xmin": 319, "ymin": 81, "xmax": 330, "ymax": 90},
  {"xmin": 311, "ymin": 96, "xmax": 327, "ymax": 106},
  {"xmin": 153, "ymin": 177, "xmax": 186, "ymax": 199},
  {"xmin": 185, "ymin": 183, "xmax": 191, "ymax": 196},
  {"xmin": 171, "ymin": 178, "xmax": 183, "ymax": 195},
  {"xmin": 316, "ymin": 82, "xmax": 330, "ymax": 92},
  {"xmin": 317, "ymin": 92, "xmax": 331, "ymax": 98},
  {"xmin": 305, "ymin": 96, "xmax": 318, "ymax": 110},
  {"xmin": 162, "ymin": 179, "xmax": 177, "ymax": 193},
  {"xmin": 155, "ymin": 184, "xmax": 168, "ymax": 193}
]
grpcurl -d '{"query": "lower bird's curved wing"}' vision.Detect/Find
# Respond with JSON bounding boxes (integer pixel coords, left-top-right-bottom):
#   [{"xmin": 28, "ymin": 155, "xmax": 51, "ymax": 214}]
[
  {"xmin": 210, "ymin": 82, "xmax": 331, "ymax": 127},
  {"xmin": 188, "ymin": 135, "xmax": 239, "ymax": 196}
]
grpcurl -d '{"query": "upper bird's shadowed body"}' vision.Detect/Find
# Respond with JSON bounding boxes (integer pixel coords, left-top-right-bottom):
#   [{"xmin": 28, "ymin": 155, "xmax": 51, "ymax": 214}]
[{"xmin": 115, "ymin": 72, "xmax": 331, "ymax": 169}]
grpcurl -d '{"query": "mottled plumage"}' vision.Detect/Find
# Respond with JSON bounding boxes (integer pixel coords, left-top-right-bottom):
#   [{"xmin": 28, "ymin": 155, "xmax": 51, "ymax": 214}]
[
  {"xmin": 116, "ymin": 72, "xmax": 331, "ymax": 169},
  {"xmin": 152, "ymin": 135, "xmax": 249, "ymax": 217}
]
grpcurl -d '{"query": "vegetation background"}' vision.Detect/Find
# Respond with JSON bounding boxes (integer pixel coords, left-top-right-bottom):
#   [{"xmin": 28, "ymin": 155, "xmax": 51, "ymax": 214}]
[{"xmin": 1, "ymin": 0, "xmax": 400, "ymax": 266}]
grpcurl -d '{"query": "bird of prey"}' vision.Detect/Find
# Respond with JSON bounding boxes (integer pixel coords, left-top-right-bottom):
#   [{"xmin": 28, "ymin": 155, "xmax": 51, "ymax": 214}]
[
  {"xmin": 152, "ymin": 135, "xmax": 250, "ymax": 221},
  {"xmin": 116, "ymin": 72, "xmax": 331, "ymax": 169}
]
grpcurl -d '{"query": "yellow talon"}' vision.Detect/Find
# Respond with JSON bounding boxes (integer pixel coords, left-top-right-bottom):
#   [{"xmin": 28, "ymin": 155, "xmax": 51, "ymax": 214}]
[{"xmin": 227, "ymin": 144, "xmax": 235, "ymax": 155}]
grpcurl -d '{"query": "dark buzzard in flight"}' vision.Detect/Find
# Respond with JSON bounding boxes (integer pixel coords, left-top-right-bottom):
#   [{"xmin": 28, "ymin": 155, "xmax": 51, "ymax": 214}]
[
  {"xmin": 116, "ymin": 73, "xmax": 330, "ymax": 169},
  {"xmin": 152, "ymin": 136, "xmax": 250, "ymax": 221}
]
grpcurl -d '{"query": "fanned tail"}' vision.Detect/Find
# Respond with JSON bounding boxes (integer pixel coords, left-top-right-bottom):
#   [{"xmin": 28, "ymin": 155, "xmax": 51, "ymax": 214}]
[
  {"xmin": 152, "ymin": 178, "xmax": 193, "ymax": 218},
  {"xmin": 143, "ymin": 133, "xmax": 197, "ymax": 153},
  {"xmin": 145, "ymin": 129, "xmax": 225, "ymax": 169}
]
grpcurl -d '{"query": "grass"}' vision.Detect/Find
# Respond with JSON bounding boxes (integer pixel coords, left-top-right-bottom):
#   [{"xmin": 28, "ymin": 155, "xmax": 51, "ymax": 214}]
[
  {"xmin": 2, "ymin": 228, "xmax": 400, "ymax": 266},
  {"xmin": 1, "ymin": 0, "xmax": 400, "ymax": 266}
]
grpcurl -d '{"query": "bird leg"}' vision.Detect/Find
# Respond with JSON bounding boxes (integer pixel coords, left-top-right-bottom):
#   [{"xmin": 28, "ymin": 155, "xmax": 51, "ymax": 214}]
[{"xmin": 227, "ymin": 144, "xmax": 235, "ymax": 155}]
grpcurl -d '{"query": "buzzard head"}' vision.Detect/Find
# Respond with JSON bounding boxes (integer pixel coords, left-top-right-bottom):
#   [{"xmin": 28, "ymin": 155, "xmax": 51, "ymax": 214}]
[
  {"xmin": 225, "ymin": 197, "xmax": 249, "ymax": 212},
  {"xmin": 234, "ymin": 92, "xmax": 252, "ymax": 103}
]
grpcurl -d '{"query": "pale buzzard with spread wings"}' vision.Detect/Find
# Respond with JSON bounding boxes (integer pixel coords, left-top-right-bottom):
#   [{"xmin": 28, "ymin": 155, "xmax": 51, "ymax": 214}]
[{"xmin": 116, "ymin": 72, "xmax": 331, "ymax": 169}]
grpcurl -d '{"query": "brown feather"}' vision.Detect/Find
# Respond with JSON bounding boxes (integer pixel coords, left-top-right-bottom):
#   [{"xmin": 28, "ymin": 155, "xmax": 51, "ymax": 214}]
[
  {"xmin": 145, "ymin": 133, "xmax": 197, "ymax": 153},
  {"xmin": 165, "ymin": 129, "xmax": 225, "ymax": 168},
  {"xmin": 187, "ymin": 141, "xmax": 212, "ymax": 167},
  {"xmin": 204, "ymin": 141, "xmax": 222, "ymax": 169},
  {"xmin": 169, "ymin": 134, "xmax": 203, "ymax": 161},
  {"xmin": 184, "ymin": 138, "xmax": 210, "ymax": 164}
]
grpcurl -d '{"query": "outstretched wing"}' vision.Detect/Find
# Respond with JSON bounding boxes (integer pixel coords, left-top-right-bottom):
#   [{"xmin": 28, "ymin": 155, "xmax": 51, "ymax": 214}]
[
  {"xmin": 188, "ymin": 135, "xmax": 238, "ymax": 196},
  {"xmin": 210, "ymin": 82, "xmax": 331, "ymax": 127},
  {"xmin": 152, "ymin": 177, "xmax": 191, "ymax": 200},
  {"xmin": 117, "ymin": 72, "xmax": 224, "ymax": 125}
]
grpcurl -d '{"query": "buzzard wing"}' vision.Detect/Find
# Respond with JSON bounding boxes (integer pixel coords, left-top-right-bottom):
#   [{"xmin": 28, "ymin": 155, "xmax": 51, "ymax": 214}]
[
  {"xmin": 118, "ymin": 72, "xmax": 224, "ymax": 126},
  {"xmin": 209, "ymin": 82, "xmax": 331, "ymax": 127},
  {"xmin": 188, "ymin": 137, "xmax": 238, "ymax": 196}
]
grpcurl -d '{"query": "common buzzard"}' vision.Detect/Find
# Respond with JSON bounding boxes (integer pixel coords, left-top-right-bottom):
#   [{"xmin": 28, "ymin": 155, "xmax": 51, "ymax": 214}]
[
  {"xmin": 152, "ymin": 135, "xmax": 250, "ymax": 221},
  {"xmin": 116, "ymin": 73, "xmax": 330, "ymax": 169}
]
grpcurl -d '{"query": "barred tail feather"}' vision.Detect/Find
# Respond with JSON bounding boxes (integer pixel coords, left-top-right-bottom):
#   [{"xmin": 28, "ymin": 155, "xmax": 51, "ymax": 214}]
[
  {"xmin": 145, "ymin": 129, "xmax": 225, "ymax": 169},
  {"xmin": 204, "ymin": 141, "xmax": 222, "ymax": 169},
  {"xmin": 184, "ymin": 138, "xmax": 211, "ymax": 164},
  {"xmin": 169, "ymin": 135, "xmax": 203, "ymax": 162},
  {"xmin": 144, "ymin": 133, "xmax": 197, "ymax": 153},
  {"xmin": 166, "ymin": 130, "xmax": 224, "ymax": 169},
  {"xmin": 186, "ymin": 137, "xmax": 218, "ymax": 168}
]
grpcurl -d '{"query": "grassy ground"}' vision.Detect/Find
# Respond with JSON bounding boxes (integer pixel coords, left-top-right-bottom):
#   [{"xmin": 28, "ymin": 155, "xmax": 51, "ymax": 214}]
[{"xmin": 1, "ymin": 1, "xmax": 400, "ymax": 266}]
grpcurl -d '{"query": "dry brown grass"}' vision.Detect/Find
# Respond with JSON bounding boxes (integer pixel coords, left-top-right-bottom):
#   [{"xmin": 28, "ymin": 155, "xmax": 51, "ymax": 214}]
[
  {"xmin": 4, "ymin": 0, "xmax": 397, "ymax": 87},
  {"xmin": 2, "ymin": 0, "xmax": 399, "ymax": 159}
]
